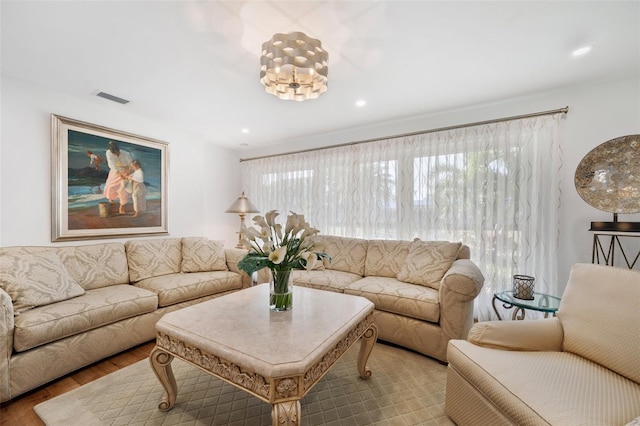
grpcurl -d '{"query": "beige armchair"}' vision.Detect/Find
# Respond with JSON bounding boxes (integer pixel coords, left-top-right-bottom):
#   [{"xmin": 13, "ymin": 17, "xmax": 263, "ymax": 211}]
[{"xmin": 445, "ymin": 263, "xmax": 640, "ymax": 426}]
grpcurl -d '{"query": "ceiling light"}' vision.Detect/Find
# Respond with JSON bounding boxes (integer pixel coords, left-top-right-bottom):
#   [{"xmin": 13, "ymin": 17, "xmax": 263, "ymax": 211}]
[
  {"xmin": 572, "ymin": 45, "xmax": 593, "ymax": 57},
  {"xmin": 355, "ymin": 100, "xmax": 367, "ymax": 107},
  {"xmin": 241, "ymin": 128, "xmax": 250, "ymax": 134},
  {"xmin": 260, "ymin": 32, "xmax": 328, "ymax": 101}
]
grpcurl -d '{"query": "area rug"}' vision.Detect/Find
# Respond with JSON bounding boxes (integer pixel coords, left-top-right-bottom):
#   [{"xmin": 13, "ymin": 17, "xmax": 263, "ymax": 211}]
[{"xmin": 35, "ymin": 342, "xmax": 453, "ymax": 425}]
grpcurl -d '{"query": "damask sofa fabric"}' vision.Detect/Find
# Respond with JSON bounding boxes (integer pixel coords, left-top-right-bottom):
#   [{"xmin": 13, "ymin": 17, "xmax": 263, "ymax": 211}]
[
  {"xmin": 12, "ymin": 285, "xmax": 157, "ymax": 352},
  {"xmin": 444, "ymin": 263, "xmax": 640, "ymax": 426},
  {"xmin": 134, "ymin": 270, "xmax": 242, "ymax": 307},
  {"xmin": 0, "ymin": 249, "xmax": 86, "ymax": 314},
  {"xmin": 57, "ymin": 243, "xmax": 130, "ymax": 290},
  {"xmin": 180, "ymin": 237, "xmax": 227, "ymax": 273},
  {"xmin": 125, "ymin": 238, "xmax": 183, "ymax": 282},
  {"xmin": 396, "ymin": 240, "xmax": 462, "ymax": 289},
  {"xmin": 0, "ymin": 237, "xmax": 251, "ymax": 403},
  {"xmin": 292, "ymin": 235, "xmax": 484, "ymax": 362}
]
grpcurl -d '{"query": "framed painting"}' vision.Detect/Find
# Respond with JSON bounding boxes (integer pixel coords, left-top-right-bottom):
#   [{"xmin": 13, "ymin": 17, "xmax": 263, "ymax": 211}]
[{"xmin": 51, "ymin": 114, "xmax": 169, "ymax": 241}]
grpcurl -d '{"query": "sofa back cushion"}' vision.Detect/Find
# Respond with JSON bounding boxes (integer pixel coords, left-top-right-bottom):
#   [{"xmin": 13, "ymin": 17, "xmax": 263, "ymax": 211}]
[
  {"xmin": 396, "ymin": 239, "xmax": 462, "ymax": 290},
  {"xmin": 126, "ymin": 238, "xmax": 182, "ymax": 283},
  {"xmin": 364, "ymin": 239, "xmax": 412, "ymax": 278},
  {"xmin": 0, "ymin": 248, "xmax": 85, "ymax": 314},
  {"xmin": 57, "ymin": 243, "xmax": 129, "ymax": 290},
  {"xmin": 180, "ymin": 237, "xmax": 227, "ymax": 273},
  {"xmin": 559, "ymin": 263, "xmax": 640, "ymax": 384},
  {"xmin": 318, "ymin": 236, "xmax": 368, "ymax": 276},
  {"xmin": 457, "ymin": 244, "xmax": 471, "ymax": 260}
]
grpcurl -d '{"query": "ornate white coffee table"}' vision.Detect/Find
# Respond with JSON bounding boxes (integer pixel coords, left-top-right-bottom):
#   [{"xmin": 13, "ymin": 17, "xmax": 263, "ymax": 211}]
[{"xmin": 150, "ymin": 283, "xmax": 377, "ymax": 425}]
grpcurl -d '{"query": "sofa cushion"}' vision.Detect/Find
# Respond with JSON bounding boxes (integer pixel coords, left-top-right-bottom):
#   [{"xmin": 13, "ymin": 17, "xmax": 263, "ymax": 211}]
[
  {"xmin": 126, "ymin": 238, "xmax": 182, "ymax": 282},
  {"xmin": 318, "ymin": 235, "xmax": 368, "ymax": 276},
  {"xmin": 134, "ymin": 271, "xmax": 242, "ymax": 307},
  {"xmin": 57, "ymin": 243, "xmax": 129, "ymax": 290},
  {"xmin": 345, "ymin": 276, "xmax": 440, "ymax": 322},
  {"xmin": 292, "ymin": 269, "xmax": 362, "ymax": 293},
  {"xmin": 397, "ymin": 239, "xmax": 461, "ymax": 289},
  {"xmin": 0, "ymin": 250, "xmax": 85, "ymax": 315},
  {"xmin": 558, "ymin": 263, "xmax": 640, "ymax": 384},
  {"xmin": 447, "ymin": 339, "xmax": 640, "ymax": 425},
  {"xmin": 364, "ymin": 239, "xmax": 411, "ymax": 278},
  {"xmin": 180, "ymin": 237, "xmax": 227, "ymax": 273},
  {"xmin": 12, "ymin": 285, "xmax": 158, "ymax": 352}
]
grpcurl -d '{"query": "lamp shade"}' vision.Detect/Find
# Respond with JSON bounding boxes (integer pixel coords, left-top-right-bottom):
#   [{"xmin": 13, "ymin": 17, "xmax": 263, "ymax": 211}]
[{"xmin": 225, "ymin": 192, "xmax": 259, "ymax": 214}]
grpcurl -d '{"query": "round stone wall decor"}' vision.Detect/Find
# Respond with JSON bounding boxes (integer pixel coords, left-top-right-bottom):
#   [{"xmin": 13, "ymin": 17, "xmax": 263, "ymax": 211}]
[{"xmin": 574, "ymin": 134, "xmax": 640, "ymax": 214}]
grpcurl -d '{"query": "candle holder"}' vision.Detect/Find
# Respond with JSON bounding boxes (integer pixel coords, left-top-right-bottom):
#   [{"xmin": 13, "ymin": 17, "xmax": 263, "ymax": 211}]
[{"xmin": 513, "ymin": 275, "xmax": 535, "ymax": 300}]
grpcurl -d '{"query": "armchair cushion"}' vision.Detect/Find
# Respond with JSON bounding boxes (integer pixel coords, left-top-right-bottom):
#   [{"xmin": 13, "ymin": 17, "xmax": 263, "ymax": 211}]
[
  {"xmin": 558, "ymin": 263, "xmax": 640, "ymax": 384},
  {"xmin": 467, "ymin": 317, "xmax": 564, "ymax": 352},
  {"xmin": 447, "ymin": 339, "xmax": 640, "ymax": 425}
]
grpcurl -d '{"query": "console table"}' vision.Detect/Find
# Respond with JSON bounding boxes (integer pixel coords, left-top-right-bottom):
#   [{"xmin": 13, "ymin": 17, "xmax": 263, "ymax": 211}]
[{"xmin": 591, "ymin": 231, "xmax": 640, "ymax": 269}]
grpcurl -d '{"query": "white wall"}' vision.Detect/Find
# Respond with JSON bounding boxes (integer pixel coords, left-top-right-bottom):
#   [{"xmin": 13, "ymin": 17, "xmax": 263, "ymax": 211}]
[
  {"xmin": 0, "ymin": 76, "xmax": 242, "ymax": 247},
  {"xmin": 243, "ymin": 76, "xmax": 640, "ymax": 289}
]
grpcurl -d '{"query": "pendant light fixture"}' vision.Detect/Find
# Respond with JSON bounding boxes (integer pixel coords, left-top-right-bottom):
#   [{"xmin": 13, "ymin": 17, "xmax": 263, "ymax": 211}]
[{"xmin": 259, "ymin": 31, "xmax": 328, "ymax": 101}]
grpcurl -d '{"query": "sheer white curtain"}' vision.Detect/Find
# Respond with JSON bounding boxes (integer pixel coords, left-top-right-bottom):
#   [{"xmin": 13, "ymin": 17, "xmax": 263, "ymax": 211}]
[{"xmin": 241, "ymin": 114, "xmax": 563, "ymax": 320}]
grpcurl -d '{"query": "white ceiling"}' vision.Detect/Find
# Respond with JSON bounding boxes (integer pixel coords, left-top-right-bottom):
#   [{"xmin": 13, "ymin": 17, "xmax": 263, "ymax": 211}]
[{"xmin": 2, "ymin": 1, "xmax": 639, "ymax": 150}]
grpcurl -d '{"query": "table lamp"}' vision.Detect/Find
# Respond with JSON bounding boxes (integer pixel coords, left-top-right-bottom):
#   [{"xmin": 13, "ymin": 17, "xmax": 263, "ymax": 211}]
[{"xmin": 225, "ymin": 192, "xmax": 260, "ymax": 249}]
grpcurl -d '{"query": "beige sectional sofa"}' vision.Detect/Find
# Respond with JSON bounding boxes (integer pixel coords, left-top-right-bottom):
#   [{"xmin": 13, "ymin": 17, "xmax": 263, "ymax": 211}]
[
  {"xmin": 0, "ymin": 237, "xmax": 251, "ymax": 403},
  {"xmin": 0, "ymin": 234, "xmax": 484, "ymax": 403},
  {"xmin": 288, "ymin": 235, "xmax": 485, "ymax": 362},
  {"xmin": 445, "ymin": 263, "xmax": 640, "ymax": 425}
]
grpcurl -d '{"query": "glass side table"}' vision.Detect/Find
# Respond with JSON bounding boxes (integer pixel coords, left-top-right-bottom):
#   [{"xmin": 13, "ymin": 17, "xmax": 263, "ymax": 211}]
[{"xmin": 492, "ymin": 290, "xmax": 561, "ymax": 320}]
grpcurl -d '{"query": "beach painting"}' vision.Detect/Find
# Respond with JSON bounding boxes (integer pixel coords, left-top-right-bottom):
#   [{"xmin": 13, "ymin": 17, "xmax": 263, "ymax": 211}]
[{"xmin": 52, "ymin": 114, "xmax": 168, "ymax": 241}]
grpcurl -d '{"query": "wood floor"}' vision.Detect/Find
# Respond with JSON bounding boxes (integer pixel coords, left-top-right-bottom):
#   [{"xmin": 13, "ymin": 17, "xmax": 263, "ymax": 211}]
[{"xmin": 0, "ymin": 341, "xmax": 156, "ymax": 426}]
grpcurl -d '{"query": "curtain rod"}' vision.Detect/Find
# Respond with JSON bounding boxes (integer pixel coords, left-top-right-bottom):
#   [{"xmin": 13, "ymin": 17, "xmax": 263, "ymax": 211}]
[{"xmin": 239, "ymin": 106, "xmax": 569, "ymax": 162}]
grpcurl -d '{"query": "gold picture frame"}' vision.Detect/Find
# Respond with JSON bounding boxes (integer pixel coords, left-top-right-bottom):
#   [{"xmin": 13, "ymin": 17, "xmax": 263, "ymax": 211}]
[{"xmin": 51, "ymin": 114, "xmax": 169, "ymax": 241}]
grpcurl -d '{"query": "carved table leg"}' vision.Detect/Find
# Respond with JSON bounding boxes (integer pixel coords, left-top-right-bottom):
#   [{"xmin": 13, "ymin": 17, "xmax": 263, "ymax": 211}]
[
  {"xmin": 357, "ymin": 324, "xmax": 378, "ymax": 379},
  {"xmin": 149, "ymin": 346, "xmax": 177, "ymax": 411},
  {"xmin": 272, "ymin": 400, "xmax": 301, "ymax": 426}
]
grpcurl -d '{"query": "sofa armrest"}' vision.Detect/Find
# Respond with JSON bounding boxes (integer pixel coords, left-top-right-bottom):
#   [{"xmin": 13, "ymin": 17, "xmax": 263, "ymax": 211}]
[
  {"xmin": 438, "ymin": 259, "xmax": 484, "ymax": 344},
  {"xmin": 0, "ymin": 287, "xmax": 14, "ymax": 402},
  {"xmin": 224, "ymin": 248, "xmax": 252, "ymax": 288},
  {"xmin": 441, "ymin": 259, "xmax": 484, "ymax": 300},
  {"xmin": 468, "ymin": 317, "xmax": 564, "ymax": 352}
]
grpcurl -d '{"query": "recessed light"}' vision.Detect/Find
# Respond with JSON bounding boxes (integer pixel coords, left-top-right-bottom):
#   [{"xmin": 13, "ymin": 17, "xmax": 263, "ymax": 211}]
[
  {"xmin": 355, "ymin": 100, "xmax": 366, "ymax": 107},
  {"xmin": 240, "ymin": 143, "xmax": 249, "ymax": 147},
  {"xmin": 241, "ymin": 128, "xmax": 250, "ymax": 134},
  {"xmin": 572, "ymin": 45, "xmax": 593, "ymax": 57}
]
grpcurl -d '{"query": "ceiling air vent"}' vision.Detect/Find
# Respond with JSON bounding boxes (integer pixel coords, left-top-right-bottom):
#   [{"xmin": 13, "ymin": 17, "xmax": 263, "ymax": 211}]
[{"xmin": 96, "ymin": 91, "xmax": 130, "ymax": 104}]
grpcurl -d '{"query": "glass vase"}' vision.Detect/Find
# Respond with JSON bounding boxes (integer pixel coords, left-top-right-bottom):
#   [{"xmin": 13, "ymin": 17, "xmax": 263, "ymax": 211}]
[{"xmin": 269, "ymin": 269, "xmax": 293, "ymax": 311}]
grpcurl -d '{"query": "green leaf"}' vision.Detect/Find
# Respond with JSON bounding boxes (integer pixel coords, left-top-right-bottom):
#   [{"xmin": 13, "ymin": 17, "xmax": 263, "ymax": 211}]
[{"xmin": 237, "ymin": 254, "xmax": 270, "ymax": 276}]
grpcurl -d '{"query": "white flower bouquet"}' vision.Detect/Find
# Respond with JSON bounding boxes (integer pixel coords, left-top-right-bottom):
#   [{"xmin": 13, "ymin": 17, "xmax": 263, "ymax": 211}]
[{"xmin": 237, "ymin": 210, "xmax": 330, "ymax": 310}]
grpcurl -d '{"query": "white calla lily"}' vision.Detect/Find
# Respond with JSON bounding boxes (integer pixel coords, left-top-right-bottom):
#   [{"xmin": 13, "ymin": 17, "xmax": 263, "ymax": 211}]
[
  {"xmin": 301, "ymin": 251, "xmax": 317, "ymax": 270},
  {"xmin": 265, "ymin": 210, "xmax": 279, "ymax": 227},
  {"xmin": 268, "ymin": 246, "xmax": 287, "ymax": 264},
  {"xmin": 237, "ymin": 210, "xmax": 330, "ymax": 298}
]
